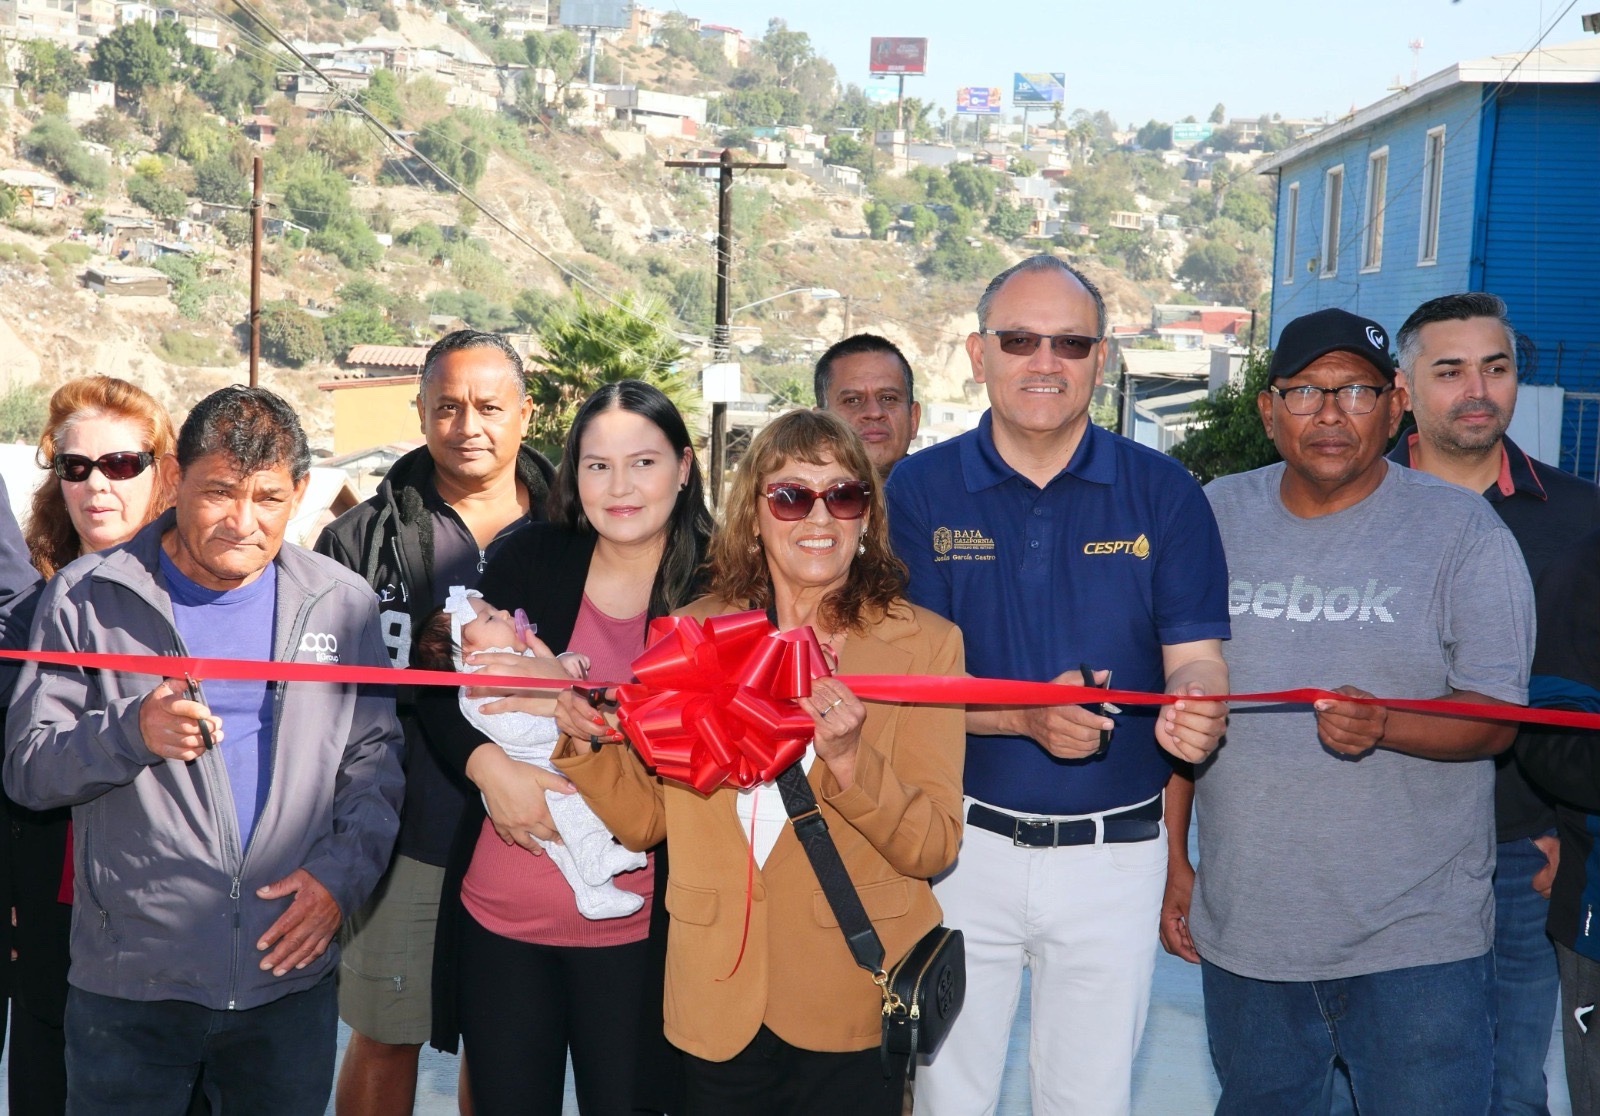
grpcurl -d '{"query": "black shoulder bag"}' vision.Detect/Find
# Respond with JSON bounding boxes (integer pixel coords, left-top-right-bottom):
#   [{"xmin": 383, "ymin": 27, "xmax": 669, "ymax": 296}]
[{"xmin": 773, "ymin": 744, "xmax": 965, "ymax": 1079}]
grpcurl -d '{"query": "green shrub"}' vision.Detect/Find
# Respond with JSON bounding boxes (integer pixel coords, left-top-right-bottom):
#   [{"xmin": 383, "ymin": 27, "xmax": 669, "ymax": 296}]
[
  {"xmin": 396, "ymin": 221, "xmax": 446, "ymax": 259},
  {"xmin": 22, "ymin": 116, "xmax": 110, "ymax": 190},
  {"xmin": 260, "ymin": 301, "xmax": 327, "ymax": 367},
  {"xmin": 217, "ymin": 210, "xmax": 252, "ymax": 247},
  {"xmin": 128, "ymin": 174, "xmax": 187, "ymax": 220},
  {"xmin": 427, "ymin": 289, "xmax": 515, "ymax": 332},
  {"xmin": 156, "ymin": 329, "xmax": 223, "ymax": 366},
  {"xmin": 0, "ymin": 384, "xmax": 48, "ymax": 443},
  {"xmin": 322, "ymin": 303, "xmax": 400, "ymax": 359},
  {"xmin": 921, "ymin": 230, "xmax": 1006, "ymax": 283},
  {"xmin": 310, "ymin": 216, "xmax": 383, "ymax": 270},
  {"xmin": 0, "ymin": 241, "xmax": 40, "ymax": 266},
  {"xmin": 151, "ymin": 254, "xmax": 228, "ymax": 319},
  {"xmin": 47, "ymin": 241, "xmax": 92, "ymax": 266}
]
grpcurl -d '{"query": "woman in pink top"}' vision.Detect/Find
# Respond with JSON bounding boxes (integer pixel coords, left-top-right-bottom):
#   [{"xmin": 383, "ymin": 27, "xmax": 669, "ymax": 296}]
[{"xmin": 420, "ymin": 381, "xmax": 711, "ymax": 1115}]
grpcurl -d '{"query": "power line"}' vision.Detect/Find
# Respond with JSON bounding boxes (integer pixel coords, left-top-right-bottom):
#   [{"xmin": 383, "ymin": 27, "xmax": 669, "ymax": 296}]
[{"xmin": 222, "ymin": 0, "xmax": 702, "ymax": 342}]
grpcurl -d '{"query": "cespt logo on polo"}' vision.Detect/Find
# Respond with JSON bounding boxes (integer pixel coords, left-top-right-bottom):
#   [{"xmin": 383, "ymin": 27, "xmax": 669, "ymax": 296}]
[
  {"xmin": 1083, "ymin": 533, "xmax": 1150, "ymax": 559},
  {"xmin": 299, "ymin": 631, "xmax": 339, "ymax": 662}
]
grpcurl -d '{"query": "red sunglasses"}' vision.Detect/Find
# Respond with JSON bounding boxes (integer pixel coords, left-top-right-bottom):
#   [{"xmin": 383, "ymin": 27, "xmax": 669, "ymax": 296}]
[{"xmin": 762, "ymin": 481, "xmax": 871, "ymax": 521}]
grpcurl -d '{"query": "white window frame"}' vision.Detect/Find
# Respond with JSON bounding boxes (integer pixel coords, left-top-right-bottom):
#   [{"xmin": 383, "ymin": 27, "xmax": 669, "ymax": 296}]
[
  {"xmin": 1282, "ymin": 182, "xmax": 1299, "ymax": 284},
  {"xmin": 1361, "ymin": 147, "xmax": 1388, "ymax": 272},
  {"xmin": 1320, "ymin": 165, "xmax": 1343, "ymax": 278},
  {"xmin": 1418, "ymin": 126, "xmax": 1445, "ymax": 265}
]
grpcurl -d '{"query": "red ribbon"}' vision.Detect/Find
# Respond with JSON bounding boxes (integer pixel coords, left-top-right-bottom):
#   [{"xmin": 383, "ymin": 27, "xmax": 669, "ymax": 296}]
[
  {"xmin": 613, "ymin": 613, "xmax": 831, "ymax": 793},
  {"xmin": 6, "ymin": 624, "xmax": 1600, "ymax": 799}
]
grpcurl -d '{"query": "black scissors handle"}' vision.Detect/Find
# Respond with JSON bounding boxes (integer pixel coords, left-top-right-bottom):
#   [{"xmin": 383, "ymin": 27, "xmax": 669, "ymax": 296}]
[
  {"xmin": 577, "ymin": 684, "xmax": 616, "ymax": 710},
  {"xmin": 1080, "ymin": 662, "xmax": 1113, "ymax": 756},
  {"xmin": 182, "ymin": 673, "xmax": 214, "ymax": 767}
]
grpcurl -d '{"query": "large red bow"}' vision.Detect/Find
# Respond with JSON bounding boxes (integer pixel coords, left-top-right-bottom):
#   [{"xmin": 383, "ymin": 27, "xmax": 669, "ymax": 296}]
[{"xmin": 615, "ymin": 610, "xmax": 830, "ymax": 793}]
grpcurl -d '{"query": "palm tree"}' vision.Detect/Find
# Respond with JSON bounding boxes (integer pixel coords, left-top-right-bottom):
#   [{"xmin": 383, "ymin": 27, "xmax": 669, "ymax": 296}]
[{"xmin": 525, "ymin": 290, "xmax": 699, "ymax": 461}]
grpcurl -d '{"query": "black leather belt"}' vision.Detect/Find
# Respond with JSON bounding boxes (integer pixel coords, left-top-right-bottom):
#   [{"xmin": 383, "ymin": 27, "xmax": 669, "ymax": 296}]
[{"xmin": 967, "ymin": 797, "xmax": 1162, "ymax": 848}]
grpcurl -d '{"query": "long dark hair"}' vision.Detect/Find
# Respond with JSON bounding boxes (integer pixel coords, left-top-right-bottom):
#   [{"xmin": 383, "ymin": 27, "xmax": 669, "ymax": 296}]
[{"xmin": 547, "ymin": 381, "xmax": 712, "ymax": 619}]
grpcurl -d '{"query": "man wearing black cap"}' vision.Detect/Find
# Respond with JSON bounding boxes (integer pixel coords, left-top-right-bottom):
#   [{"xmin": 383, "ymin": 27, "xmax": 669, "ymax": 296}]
[{"xmin": 1174, "ymin": 308, "xmax": 1535, "ymax": 1112}]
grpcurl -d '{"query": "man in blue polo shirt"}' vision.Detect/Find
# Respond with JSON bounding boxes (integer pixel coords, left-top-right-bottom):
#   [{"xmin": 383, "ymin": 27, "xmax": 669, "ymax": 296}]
[{"xmin": 887, "ymin": 255, "xmax": 1230, "ymax": 1116}]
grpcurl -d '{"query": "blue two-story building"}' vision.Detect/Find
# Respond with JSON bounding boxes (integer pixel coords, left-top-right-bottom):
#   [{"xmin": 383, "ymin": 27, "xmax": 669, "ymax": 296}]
[{"xmin": 1256, "ymin": 38, "xmax": 1600, "ymax": 480}]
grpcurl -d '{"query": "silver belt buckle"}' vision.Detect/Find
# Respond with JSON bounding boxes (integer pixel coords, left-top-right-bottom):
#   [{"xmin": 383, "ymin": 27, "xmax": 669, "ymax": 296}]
[{"xmin": 1012, "ymin": 816, "xmax": 1058, "ymax": 847}]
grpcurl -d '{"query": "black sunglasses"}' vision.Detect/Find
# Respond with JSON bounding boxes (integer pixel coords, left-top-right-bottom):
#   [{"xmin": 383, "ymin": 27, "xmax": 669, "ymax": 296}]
[
  {"xmin": 762, "ymin": 481, "xmax": 871, "ymax": 522},
  {"xmin": 978, "ymin": 329, "xmax": 1103, "ymax": 360},
  {"xmin": 51, "ymin": 451, "xmax": 156, "ymax": 483}
]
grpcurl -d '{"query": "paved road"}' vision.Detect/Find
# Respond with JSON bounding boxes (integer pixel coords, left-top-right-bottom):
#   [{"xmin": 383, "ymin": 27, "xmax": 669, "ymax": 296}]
[{"xmin": 3, "ymin": 823, "xmax": 1570, "ymax": 1116}]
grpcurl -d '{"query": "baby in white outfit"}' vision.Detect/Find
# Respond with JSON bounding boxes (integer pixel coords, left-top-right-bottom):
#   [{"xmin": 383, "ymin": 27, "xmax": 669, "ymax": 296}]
[{"xmin": 435, "ymin": 586, "xmax": 646, "ymax": 919}]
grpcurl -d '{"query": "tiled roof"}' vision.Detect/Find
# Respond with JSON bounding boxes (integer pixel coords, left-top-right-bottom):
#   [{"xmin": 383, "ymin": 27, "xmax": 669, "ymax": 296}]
[{"xmin": 345, "ymin": 344, "xmax": 428, "ymax": 368}]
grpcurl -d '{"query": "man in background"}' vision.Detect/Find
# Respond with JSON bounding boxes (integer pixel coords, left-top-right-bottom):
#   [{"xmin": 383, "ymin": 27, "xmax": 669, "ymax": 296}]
[
  {"xmin": 815, "ymin": 333, "xmax": 922, "ymax": 478},
  {"xmin": 1390, "ymin": 291, "xmax": 1600, "ymax": 1113},
  {"xmin": 317, "ymin": 330, "xmax": 552, "ymax": 1116}
]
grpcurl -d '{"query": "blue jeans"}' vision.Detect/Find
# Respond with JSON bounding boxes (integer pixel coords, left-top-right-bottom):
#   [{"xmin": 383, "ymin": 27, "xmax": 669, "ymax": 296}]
[
  {"xmin": 64, "ymin": 976, "xmax": 336, "ymax": 1116},
  {"xmin": 1492, "ymin": 834, "xmax": 1559, "ymax": 1115},
  {"xmin": 1203, "ymin": 953, "xmax": 1494, "ymax": 1115}
]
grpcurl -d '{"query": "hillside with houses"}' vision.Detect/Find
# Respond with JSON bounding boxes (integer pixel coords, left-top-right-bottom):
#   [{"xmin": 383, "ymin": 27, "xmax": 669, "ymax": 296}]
[{"xmin": 0, "ymin": 0, "xmax": 1286, "ymax": 465}]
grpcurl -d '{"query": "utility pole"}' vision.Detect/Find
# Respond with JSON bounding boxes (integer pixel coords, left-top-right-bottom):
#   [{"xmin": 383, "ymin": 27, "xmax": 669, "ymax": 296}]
[
  {"xmin": 665, "ymin": 147, "xmax": 784, "ymax": 506},
  {"xmin": 249, "ymin": 154, "xmax": 263, "ymax": 388}
]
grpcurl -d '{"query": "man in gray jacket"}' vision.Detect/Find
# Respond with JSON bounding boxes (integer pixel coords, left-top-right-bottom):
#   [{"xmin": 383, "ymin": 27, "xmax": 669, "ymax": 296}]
[{"xmin": 4, "ymin": 386, "xmax": 404, "ymax": 1115}]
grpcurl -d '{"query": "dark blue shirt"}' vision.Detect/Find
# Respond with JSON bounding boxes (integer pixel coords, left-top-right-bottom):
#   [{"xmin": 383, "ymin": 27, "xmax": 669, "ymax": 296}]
[
  {"xmin": 886, "ymin": 414, "xmax": 1230, "ymax": 814},
  {"xmin": 160, "ymin": 549, "xmax": 277, "ymax": 851}
]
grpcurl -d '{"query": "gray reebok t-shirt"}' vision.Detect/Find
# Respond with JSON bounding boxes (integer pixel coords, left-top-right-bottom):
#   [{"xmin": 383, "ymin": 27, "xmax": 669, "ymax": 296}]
[{"xmin": 1192, "ymin": 462, "xmax": 1534, "ymax": 982}]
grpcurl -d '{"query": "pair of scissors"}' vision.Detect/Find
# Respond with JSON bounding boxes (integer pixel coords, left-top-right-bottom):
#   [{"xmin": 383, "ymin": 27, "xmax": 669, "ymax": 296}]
[
  {"xmin": 1079, "ymin": 662, "xmax": 1121, "ymax": 756},
  {"xmin": 182, "ymin": 673, "xmax": 215, "ymax": 767}
]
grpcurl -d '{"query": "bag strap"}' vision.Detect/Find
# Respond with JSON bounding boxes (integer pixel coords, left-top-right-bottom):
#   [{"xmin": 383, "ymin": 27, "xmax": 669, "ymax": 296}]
[
  {"xmin": 761, "ymin": 595, "xmax": 886, "ymax": 978},
  {"xmin": 774, "ymin": 763, "xmax": 885, "ymax": 977}
]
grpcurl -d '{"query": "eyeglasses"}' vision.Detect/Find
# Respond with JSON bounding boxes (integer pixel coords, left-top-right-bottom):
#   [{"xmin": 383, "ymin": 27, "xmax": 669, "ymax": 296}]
[
  {"xmin": 762, "ymin": 481, "xmax": 871, "ymax": 521},
  {"xmin": 978, "ymin": 329, "xmax": 1103, "ymax": 360},
  {"xmin": 51, "ymin": 451, "xmax": 156, "ymax": 483},
  {"xmin": 1270, "ymin": 384, "xmax": 1394, "ymax": 416}
]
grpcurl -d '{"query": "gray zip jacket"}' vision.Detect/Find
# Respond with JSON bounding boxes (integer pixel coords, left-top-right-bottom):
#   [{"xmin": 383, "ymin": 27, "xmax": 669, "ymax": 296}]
[{"xmin": 3, "ymin": 510, "xmax": 404, "ymax": 1011}]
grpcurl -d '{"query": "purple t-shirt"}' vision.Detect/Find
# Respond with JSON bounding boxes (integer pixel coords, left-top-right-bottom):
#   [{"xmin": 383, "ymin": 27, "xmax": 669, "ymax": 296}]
[{"xmin": 160, "ymin": 549, "xmax": 277, "ymax": 851}]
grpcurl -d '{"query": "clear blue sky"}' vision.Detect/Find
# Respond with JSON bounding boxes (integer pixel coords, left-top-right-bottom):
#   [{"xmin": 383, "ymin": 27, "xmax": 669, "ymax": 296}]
[{"xmin": 676, "ymin": 0, "xmax": 1591, "ymax": 126}]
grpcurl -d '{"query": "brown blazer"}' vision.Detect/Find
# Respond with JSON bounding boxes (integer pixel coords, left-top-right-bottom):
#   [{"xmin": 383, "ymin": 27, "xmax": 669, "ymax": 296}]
[{"xmin": 554, "ymin": 595, "xmax": 965, "ymax": 1061}]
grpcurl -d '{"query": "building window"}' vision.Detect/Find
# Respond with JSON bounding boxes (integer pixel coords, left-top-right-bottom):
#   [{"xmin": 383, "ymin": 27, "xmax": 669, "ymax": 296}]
[
  {"xmin": 1320, "ymin": 165, "xmax": 1343, "ymax": 278},
  {"xmin": 1418, "ymin": 126, "xmax": 1445, "ymax": 264},
  {"xmin": 1283, "ymin": 182, "xmax": 1299, "ymax": 284},
  {"xmin": 1361, "ymin": 148, "xmax": 1388, "ymax": 272}
]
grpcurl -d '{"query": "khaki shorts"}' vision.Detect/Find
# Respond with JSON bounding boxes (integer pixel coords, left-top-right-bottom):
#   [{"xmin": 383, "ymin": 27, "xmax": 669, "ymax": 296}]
[{"xmin": 337, "ymin": 854, "xmax": 445, "ymax": 1046}]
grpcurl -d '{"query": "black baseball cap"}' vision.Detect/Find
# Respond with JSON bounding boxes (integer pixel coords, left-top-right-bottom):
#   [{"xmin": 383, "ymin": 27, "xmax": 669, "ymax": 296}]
[{"xmin": 1268, "ymin": 308, "xmax": 1396, "ymax": 382}]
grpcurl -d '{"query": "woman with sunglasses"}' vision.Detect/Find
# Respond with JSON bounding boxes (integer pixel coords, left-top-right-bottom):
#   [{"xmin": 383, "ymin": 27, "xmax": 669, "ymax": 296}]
[
  {"xmin": 419, "ymin": 380, "xmax": 712, "ymax": 1115},
  {"xmin": 7, "ymin": 377, "xmax": 175, "ymax": 1115},
  {"xmin": 550, "ymin": 409, "xmax": 966, "ymax": 1116}
]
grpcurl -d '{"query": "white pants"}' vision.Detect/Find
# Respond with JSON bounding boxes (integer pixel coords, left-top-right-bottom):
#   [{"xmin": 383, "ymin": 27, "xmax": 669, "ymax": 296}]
[{"xmin": 915, "ymin": 798, "xmax": 1167, "ymax": 1116}]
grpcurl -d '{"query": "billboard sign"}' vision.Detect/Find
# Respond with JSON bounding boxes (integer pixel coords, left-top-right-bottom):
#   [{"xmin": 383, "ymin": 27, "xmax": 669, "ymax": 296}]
[
  {"xmin": 1012, "ymin": 72, "xmax": 1065, "ymax": 105},
  {"xmin": 558, "ymin": 0, "xmax": 631, "ymax": 29},
  {"xmin": 1171, "ymin": 122, "xmax": 1215, "ymax": 145},
  {"xmin": 870, "ymin": 37, "xmax": 928, "ymax": 75},
  {"xmin": 956, "ymin": 86, "xmax": 1003, "ymax": 115}
]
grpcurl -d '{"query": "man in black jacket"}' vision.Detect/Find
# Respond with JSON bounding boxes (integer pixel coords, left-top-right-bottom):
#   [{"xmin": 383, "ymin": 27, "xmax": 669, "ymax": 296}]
[
  {"xmin": 1515, "ymin": 529, "xmax": 1600, "ymax": 1116},
  {"xmin": 315, "ymin": 330, "xmax": 554, "ymax": 1116},
  {"xmin": 1389, "ymin": 292, "xmax": 1600, "ymax": 1113}
]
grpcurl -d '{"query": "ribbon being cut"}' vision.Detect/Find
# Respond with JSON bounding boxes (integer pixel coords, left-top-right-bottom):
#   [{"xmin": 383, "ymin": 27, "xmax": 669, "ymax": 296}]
[{"xmin": 6, "ymin": 608, "xmax": 1600, "ymax": 794}]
